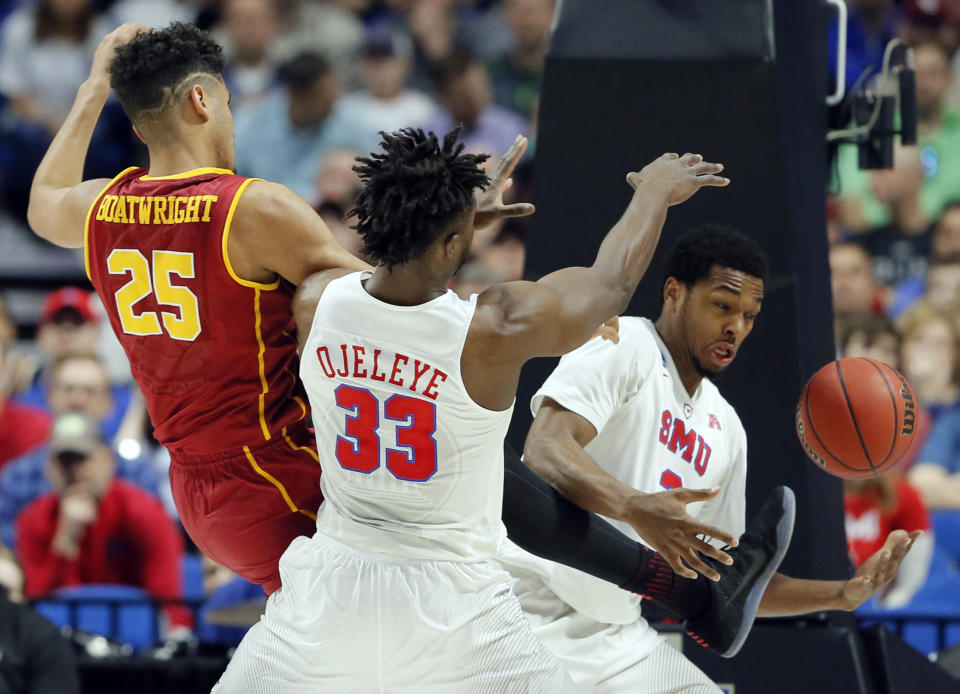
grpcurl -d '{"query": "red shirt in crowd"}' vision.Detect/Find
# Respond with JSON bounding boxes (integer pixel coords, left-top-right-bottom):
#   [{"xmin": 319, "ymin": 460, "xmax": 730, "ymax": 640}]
[
  {"xmin": 15, "ymin": 479, "xmax": 190, "ymax": 627},
  {"xmin": 844, "ymin": 477, "xmax": 930, "ymax": 566},
  {"xmin": 0, "ymin": 401, "xmax": 50, "ymax": 469}
]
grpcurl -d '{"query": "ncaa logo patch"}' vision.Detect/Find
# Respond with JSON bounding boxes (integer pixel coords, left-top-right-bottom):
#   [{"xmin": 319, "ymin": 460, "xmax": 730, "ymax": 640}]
[{"xmin": 683, "ymin": 404, "xmax": 693, "ymax": 419}]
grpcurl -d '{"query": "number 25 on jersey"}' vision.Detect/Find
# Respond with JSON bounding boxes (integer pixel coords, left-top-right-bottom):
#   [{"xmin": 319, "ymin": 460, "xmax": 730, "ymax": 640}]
[{"xmin": 107, "ymin": 249, "xmax": 201, "ymax": 341}]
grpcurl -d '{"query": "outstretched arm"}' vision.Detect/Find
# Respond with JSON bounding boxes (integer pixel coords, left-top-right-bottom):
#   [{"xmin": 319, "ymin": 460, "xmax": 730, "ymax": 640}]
[
  {"xmin": 524, "ymin": 398, "xmax": 739, "ymax": 580},
  {"xmin": 757, "ymin": 530, "xmax": 920, "ymax": 617},
  {"xmin": 474, "ymin": 152, "xmax": 728, "ymax": 366},
  {"xmin": 28, "ymin": 24, "xmax": 146, "ymax": 247}
]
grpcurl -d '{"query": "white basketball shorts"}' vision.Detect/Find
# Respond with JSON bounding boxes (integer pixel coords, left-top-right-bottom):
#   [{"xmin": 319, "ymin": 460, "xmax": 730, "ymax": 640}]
[{"xmin": 212, "ymin": 533, "xmax": 576, "ymax": 693}]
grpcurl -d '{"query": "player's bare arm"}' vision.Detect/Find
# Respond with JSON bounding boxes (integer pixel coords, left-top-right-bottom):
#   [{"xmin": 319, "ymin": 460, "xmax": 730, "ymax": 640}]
[
  {"xmin": 756, "ymin": 529, "xmax": 920, "ymax": 617},
  {"xmin": 463, "ymin": 152, "xmax": 728, "ymax": 411},
  {"xmin": 227, "ymin": 180, "xmax": 370, "ymax": 287},
  {"xmin": 524, "ymin": 398, "xmax": 739, "ymax": 581},
  {"xmin": 27, "ymin": 23, "xmax": 147, "ymax": 247},
  {"xmin": 292, "ymin": 268, "xmax": 358, "ymax": 353}
]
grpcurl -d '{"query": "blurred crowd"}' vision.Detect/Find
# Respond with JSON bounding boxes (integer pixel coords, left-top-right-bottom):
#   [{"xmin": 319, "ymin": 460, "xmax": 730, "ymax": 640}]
[
  {"xmin": 0, "ymin": 0, "xmax": 549, "ymax": 673},
  {"xmin": 1, "ymin": 0, "xmax": 960, "ymax": 671},
  {"xmin": 830, "ymin": 0, "xmax": 960, "ymax": 624}
]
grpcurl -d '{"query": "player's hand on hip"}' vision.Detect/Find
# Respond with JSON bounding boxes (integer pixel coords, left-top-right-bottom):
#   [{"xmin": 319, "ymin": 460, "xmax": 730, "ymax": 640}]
[
  {"xmin": 840, "ymin": 529, "xmax": 920, "ymax": 610},
  {"xmin": 626, "ymin": 152, "xmax": 729, "ymax": 206},
  {"xmin": 473, "ymin": 134, "xmax": 536, "ymax": 230},
  {"xmin": 87, "ymin": 23, "xmax": 150, "ymax": 94},
  {"xmin": 624, "ymin": 486, "xmax": 739, "ymax": 581}
]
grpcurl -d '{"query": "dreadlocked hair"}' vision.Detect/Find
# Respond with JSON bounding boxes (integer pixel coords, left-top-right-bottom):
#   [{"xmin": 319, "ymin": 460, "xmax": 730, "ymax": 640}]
[
  {"xmin": 109, "ymin": 22, "xmax": 225, "ymax": 128},
  {"xmin": 351, "ymin": 127, "xmax": 490, "ymax": 267}
]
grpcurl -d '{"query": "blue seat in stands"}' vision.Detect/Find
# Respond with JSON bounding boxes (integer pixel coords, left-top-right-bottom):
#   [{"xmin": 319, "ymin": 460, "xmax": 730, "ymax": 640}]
[
  {"xmin": 181, "ymin": 553, "xmax": 205, "ymax": 601},
  {"xmin": 34, "ymin": 584, "xmax": 157, "ymax": 652}
]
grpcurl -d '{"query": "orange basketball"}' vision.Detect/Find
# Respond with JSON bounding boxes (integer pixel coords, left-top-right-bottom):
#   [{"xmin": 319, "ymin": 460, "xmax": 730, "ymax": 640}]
[{"xmin": 795, "ymin": 357, "xmax": 918, "ymax": 479}]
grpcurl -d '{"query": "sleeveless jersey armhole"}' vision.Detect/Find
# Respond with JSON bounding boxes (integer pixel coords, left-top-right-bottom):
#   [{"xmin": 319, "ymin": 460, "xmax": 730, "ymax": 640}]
[
  {"xmin": 83, "ymin": 167, "xmax": 140, "ymax": 280},
  {"xmin": 220, "ymin": 177, "xmax": 280, "ymax": 291}
]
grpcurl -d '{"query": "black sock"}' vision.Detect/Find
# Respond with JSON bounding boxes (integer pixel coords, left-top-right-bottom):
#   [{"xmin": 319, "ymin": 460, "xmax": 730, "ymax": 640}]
[{"xmin": 501, "ymin": 441, "xmax": 710, "ymax": 620}]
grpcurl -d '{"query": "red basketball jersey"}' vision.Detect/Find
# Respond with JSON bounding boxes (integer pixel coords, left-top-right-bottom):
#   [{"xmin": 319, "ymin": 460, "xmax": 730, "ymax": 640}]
[{"xmin": 85, "ymin": 167, "xmax": 309, "ymax": 457}]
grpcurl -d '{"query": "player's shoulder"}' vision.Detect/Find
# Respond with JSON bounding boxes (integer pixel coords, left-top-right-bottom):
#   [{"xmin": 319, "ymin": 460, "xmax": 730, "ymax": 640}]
[{"xmin": 615, "ymin": 316, "xmax": 665, "ymax": 365}]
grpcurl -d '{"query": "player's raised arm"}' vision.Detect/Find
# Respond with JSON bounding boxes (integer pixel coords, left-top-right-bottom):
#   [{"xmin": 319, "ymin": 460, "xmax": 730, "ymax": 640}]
[
  {"xmin": 472, "ymin": 151, "xmax": 728, "ymax": 368},
  {"xmin": 28, "ymin": 24, "xmax": 147, "ymax": 247}
]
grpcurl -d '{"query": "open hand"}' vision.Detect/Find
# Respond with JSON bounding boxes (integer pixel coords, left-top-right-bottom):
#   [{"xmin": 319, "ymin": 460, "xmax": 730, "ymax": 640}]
[
  {"xmin": 624, "ymin": 486, "xmax": 739, "ymax": 580},
  {"xmin": 626, "ymin": 152, "xmax": 729, "ymax": 206},
  {"xmin": 473, "ymin": 135, "xmax": 536, "ymax": 230},
  {"xmin": 840, "ymin": 529, "xmax": 920, "ymax": 609},
  {"xmin": 592, "ymin": 316, "xmax": 620, "ymax": 344}
]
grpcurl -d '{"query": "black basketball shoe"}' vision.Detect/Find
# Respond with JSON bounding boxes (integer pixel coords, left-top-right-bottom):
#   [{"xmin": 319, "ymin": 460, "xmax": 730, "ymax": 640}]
[{"xmin": 684, "ymin": 486, "xmax": 796, "ymax": 658}]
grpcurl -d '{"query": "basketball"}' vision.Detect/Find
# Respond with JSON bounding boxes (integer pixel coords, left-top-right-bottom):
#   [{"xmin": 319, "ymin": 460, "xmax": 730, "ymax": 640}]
[{"xmin": 795, "ymin": 358, "xmax": 918, "ymax": 479}]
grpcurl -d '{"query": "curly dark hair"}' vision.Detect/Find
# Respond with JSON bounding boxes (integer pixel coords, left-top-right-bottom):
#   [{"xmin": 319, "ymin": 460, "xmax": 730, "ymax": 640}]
[
  {"xmin": 660, "ymin": 225, "xmax": 768, "ymax": 305},
  {"xmin": 109, "ymin": 22, "xmax": 225, "ymax": 127},
  {"xmin": 350, "ymin": 128, "xmax": 490, "ymax": 268}
]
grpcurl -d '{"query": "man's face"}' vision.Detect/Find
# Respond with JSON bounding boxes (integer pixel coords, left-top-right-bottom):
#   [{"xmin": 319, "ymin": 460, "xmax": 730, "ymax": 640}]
[
  {"xmin": 46, "ymin": 446, "xmax": 114, "ymax": 498},
  {"xmin": 288, "ymin": 73, "xmax": 338, "ymax": 130},
  {"xmin": 47, "ymin": 359, "xmax": 112, "ymax": 418},
  {"xmin": 361, "ymin": 54, "xmax": 410, "ymax": 98},
  {"xmin": 926, "ymin": 263, "xmax": 960, "ymax": 315},
  {"xmin": 224, "ymin": 0, "xmax": 276, "ymax": 61},
  {"xmin": 830, "ymin": 244, "xmax": 876, "ymax": 313},
  {"xmin": 444, "ymin": 65, "xmax": 490, "ymax": 127},
  {"xmin": 505, "ymin": 0, "xmax": 554, "ymax": 51},
  {"xmin": 668, "ymin": 266, "xmax": 764, "ymax": 377},
  {"xmin": 933, "ymin": 209, "xmax": 960, "ymax": 257},
  {"xmin": 914, "ymin": 44, "xmax": 951, "ymax": 118},
  {"xmin": 36, "ymin": 311, "xmax": 98, "ymax": 361},
  {"xmin": 843, "ymin": 329, "xmax": 900, "ymax": 368}
]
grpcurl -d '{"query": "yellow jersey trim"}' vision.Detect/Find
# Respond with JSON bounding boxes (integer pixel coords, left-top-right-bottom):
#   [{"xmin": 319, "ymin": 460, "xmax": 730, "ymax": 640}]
[
  {"xmin": 139, "ymin": 167, "xmax": 234, "ymax": 181},
  {"xmin": 221, "ymin": 178, "xmax": 280, "ymax": 291},
  {"xmin": 84, "ymin": 167, "xmax": 139, "ymax": 280},
  {"xmin": 243, "ymin": 446, "xmax": 317, "ymax": 521},
  {"xmin": 282, "ymin": 426, "xmax": 319, "ymax": 464},
  {"xmin": 253, "ymin": 288, "xmax": 271, "ymax": 442}
]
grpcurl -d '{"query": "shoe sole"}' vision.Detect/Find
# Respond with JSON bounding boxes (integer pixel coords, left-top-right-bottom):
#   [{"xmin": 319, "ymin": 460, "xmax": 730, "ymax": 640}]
[{"xmin": 721, "ymin": 486, "xmax": 797, "ymax": 658}]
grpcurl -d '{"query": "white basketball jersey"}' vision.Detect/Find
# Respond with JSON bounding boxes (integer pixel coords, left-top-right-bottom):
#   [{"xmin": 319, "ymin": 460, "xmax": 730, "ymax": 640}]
[
  {"xmin": 500, "ymin": 317, "xmax": 747, "ymax": 654},
  {"xmin": 300, "ymin": 271, "xmax": 513, "ymax": 562}
]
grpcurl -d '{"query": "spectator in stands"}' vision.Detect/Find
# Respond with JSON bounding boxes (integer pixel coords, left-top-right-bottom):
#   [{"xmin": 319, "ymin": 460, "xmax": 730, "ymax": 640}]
[
  {"xmin": 337, "ymin": 29, "xmax": 437, "ymax": 135},
  {"xmin": 839, "ymin": 146, "xmax": 933, "ymax": 287},
  {"xmin": 839, "ymin": 311, "xmax": 932, "ymax": 467},
  {"xmin": 488, "ymin": 0, "xmax": 554, "ymax": 120},
  {"xmin": 829, "ymin": 0, "xmax": 899, "ymax": 91},
  {"xmin": 898, "ymin": 303, "xmax": 960, "ymax": 420},
  {"xmin": 218, "ymin": 0, "xmax": 279, "ymax": 108},
  {"xmin": 844, "ymin": 476, "xmax": 934, "ymax": 609},
  {"xmin": 234, "ymin": 51, "xmax": 373, "ymax": 200},
  {"xmin": 924, "ymin": 253, "xmax": 960, "ymax": 322},
  {"xmin": 16, "ymin": 288, "xmax": 132, "ymax": 439},
  {"xmin": 0, "ymin": 295, "xmax": 49, "ymax": 469},
  {"xmin": 0, "ymin": 0, "xmax": 128, "ymax": 217},
  {"xmin": 910, "ymin": 406, "xmax": 960, "ymax": 509},
  {"xmin": 837, "ymin": 41, "xmax": 960, "ymax": 229},
  {"xmin": 15, "ymin": 413, "xmax": 190, "ymax": 631},
  {"xmin": 0, "ymin": 542, "xmax": 80, "ymax": 694},
  {"xmin": 426, "ymin": 52, "xmax": 527, "ymax": 156},
  {"xmin": 830, "ymin": 242, "xmax": 886, "ymax": 341},
  {"xmin": 314, "ymin": 148, "xmax": 361, "ymax": 210},
  {"xmin": 889, "ymin": 202, "xmax": 960, "ymax": 318},
  {"xmin": 0, "ymin": 353, "xmax": 161, "ymax": 549},
  {"xmin": 271, "ymin": 0, "xmax": 364, "ymax": 81}
]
